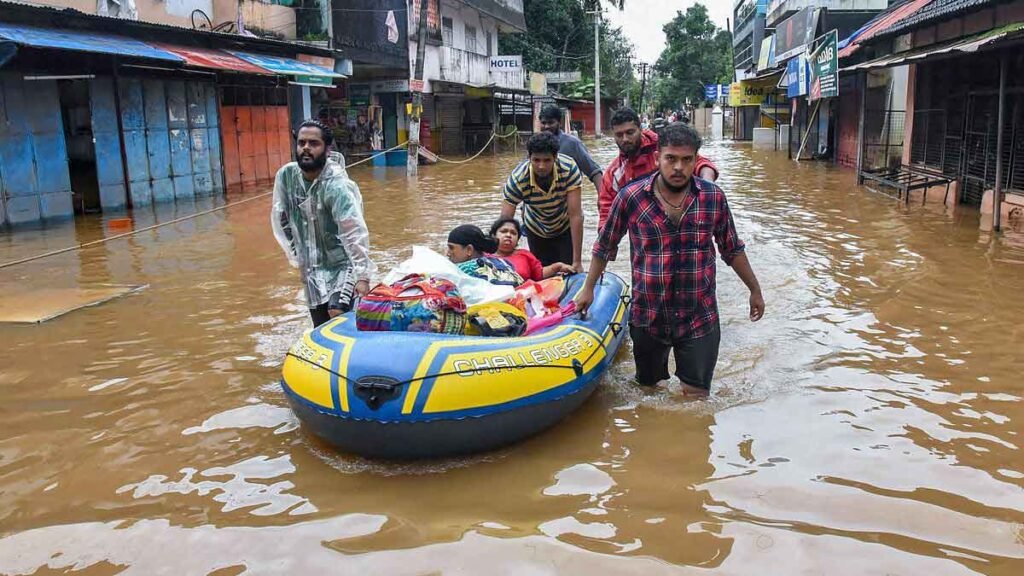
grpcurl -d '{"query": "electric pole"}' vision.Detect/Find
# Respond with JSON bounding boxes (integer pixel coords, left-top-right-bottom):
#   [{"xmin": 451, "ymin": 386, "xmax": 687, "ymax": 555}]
[
  {"xmin": 589, "ymin": 7, "xmax": 601, "ymax": 138},
  {"xmin": 636, "ymin": 62, "xmax": 648, "ymax": 115},
  {"xmin": 407, "ymin": 0, "xmax": 430, "ymax": 177}
]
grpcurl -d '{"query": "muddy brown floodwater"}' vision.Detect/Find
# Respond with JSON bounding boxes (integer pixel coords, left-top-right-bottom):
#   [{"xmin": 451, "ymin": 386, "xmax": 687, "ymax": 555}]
[{"xmin": 1, "ymin": 140, "xmax": 1023, "ymax": 575}]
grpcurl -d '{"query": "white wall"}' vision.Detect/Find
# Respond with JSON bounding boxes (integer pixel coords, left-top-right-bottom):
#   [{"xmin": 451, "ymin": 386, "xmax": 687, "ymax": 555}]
[{"xmin": 409, "ymin": 0, "xmax": 500, "ymax": 92}]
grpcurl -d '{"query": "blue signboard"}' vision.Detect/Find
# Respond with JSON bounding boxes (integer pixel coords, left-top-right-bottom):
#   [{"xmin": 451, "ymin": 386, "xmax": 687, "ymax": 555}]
[
  {"xmin": 230, "ymin": 51, "xmax": 342, "ymax": 79},
  {"xmin": 0, "ymin": 23, "xmax": 182, "ymax": 62},
  {"xmin": 786, "ymin": 56, "xmax": 809, "ymax": 98},
  {"xmin": 705, "ymin": 84, "xmax": 719, "ymax": 100}
]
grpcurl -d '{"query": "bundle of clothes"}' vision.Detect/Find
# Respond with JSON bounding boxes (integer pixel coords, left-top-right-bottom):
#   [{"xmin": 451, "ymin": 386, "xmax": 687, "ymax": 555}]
[{"xmin": 355, "ymin": 223, "xmax": 576, "ymax": 337}]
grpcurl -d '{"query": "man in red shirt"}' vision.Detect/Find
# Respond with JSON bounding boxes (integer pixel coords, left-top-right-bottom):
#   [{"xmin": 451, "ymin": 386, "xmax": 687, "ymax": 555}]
[
  {"xmin": 599, "ymin": 108, "xmax": 719, "ymax": 231},
  {"xmin": 577, "ymin": 122, "xmax": 764, "ymax": 395}
]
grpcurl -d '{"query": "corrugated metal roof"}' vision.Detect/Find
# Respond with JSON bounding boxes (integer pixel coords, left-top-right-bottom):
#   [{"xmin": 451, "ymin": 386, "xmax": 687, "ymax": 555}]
[
  {"xmin": 873, "ymin": 0, "xmax": 997, "ymax": 39},
  {"xmin": 0, "ymin": 21, "xmax": 182, "ymax": 61},
  {"xmin": 840, "ymin": 20, "xmax": 1024, "ymax": 72},
  {"xmin": 838, "ymin": 0, "xmax": 933, "ymax": 59}
]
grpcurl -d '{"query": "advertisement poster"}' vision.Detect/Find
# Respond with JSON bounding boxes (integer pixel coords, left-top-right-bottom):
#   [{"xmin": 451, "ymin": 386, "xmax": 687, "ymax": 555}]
[{"xmin": 809, "ymin": 30, "xmax": 838, "ymax": 101}]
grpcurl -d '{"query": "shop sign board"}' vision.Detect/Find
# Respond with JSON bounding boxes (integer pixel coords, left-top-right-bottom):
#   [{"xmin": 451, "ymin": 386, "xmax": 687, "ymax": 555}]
[
  {"xmin": 349, "ymin": 83, "xmax": 371, "ymax": 106},
  {"xmin": 294, "ymin": 75, "xmax": 334, "ymax": 87},
  {"xmin": 774, "ymin": 7, "xmax": 819, "ymax": 62},
  {"xmin": 756, "ymin": 35, "xmax": 775, "ymax": 72},
  {"xmin": 786, "ymin": 54, "xmax": 809, "ymax": 98},
  {"xmin": 529, "ymin": 72, "xmax": 547, "ymax": 96},
  {"xmin": 808, "ymin": 30, "xmax": 838, "ymax": 101},
  {"xmin": 489, "ymin": 55, "xmax": 522, "ymax": 72},
  {"xmin": 728, "ymin": 78, "xmax": 782, "ymax": 107},
  {"xmin": 545, "ymin": 71, "xmax": 582, "ymax": 84},
  {"xmin": 371, "ymin": 79, "xmax": 410, "ymax": 93},
  {"xmin": 410, "ymin": 79, "xmax": 425, "ymax": 92},
  {"xmin": 297, "ymin": 54, "xmax": 335, "ymax": 69}
]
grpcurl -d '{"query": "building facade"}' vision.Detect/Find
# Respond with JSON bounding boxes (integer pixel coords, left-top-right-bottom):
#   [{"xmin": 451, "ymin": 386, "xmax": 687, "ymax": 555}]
[
  {"xmin": 408, "ymin": 0, "xmax": 527, "ymax": 155},
  {"xmin": 733, "ymin": 0, "xmax": 770, "ymax": 80},
  {"xmin": 0, "ymin": 0, "xmax": 341, "ymax": 228}
]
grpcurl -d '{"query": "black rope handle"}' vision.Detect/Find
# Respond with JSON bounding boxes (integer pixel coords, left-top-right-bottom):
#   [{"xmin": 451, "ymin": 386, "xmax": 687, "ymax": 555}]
[{"xmin": 284, "ymin": 285, "xmax": 630, "ymax": 390}]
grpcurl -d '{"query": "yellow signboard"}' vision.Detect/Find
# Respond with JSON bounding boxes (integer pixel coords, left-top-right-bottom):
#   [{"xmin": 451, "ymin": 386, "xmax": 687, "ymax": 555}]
[
  {"xmin": 728, "ymin": 77, "xmax": 783, "ymax": 107},
  {"xmin": 529, "ymin": 72, "xmax": 548, "ymax": 96}
]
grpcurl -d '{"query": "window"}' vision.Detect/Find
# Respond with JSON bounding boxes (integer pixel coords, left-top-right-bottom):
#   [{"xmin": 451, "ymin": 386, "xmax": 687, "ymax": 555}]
[
  {"xmin": 442, "ymin": 17, "xmax": 453, "ymax": 46},
  {"xmin": 486, "ymin": 30, "xmax": 493, "ymax": 56},
  {"xmin": 465, "ymin": 25, "xmax": 477, "ymax": 53}
]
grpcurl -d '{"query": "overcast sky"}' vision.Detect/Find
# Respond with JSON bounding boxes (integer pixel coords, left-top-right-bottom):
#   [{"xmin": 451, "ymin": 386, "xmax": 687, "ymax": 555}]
[{"xmin": 604, "ymin": 1, "xmax": 733, "ymax": 65}]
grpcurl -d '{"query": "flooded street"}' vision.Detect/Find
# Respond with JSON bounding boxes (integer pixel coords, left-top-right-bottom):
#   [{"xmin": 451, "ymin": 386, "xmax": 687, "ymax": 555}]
[{"xmin": 1, "ymin": 139, "xmax": 1022, "ymax": 574}]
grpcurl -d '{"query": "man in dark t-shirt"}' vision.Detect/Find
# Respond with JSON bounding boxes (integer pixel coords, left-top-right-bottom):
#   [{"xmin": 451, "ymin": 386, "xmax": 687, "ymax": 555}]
[{"xmin": 538, "ymin": 104, "xmax": 603, "ymax": 188}]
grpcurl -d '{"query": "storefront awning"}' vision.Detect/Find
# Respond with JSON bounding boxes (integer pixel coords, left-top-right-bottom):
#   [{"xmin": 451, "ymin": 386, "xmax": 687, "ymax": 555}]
[
  {"xmin": 0, "ymin": 22, "xmax": 181, "ymax": 62},
  {"xmin": 152, "ymin": 43, "xmax": 269, "ymax": 75},
  {"xmin": 229, "ymin": 50, "xmax": 344, "ymax": 80},
  {"xmin": 840, "ymin": 22, "xmax": 1024, "ymax": 73}
]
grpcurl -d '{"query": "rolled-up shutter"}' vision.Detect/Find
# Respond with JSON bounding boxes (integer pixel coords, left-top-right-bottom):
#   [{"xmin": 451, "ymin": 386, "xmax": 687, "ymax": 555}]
[{"xmin": 435, "ymin": 96, "xmax": 463, "ymax": 155}]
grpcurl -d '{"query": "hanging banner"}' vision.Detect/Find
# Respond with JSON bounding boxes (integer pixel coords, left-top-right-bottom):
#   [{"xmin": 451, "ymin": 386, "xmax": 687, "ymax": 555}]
[{"xmin": 809, "ymin": 30, "xmax": 838, "ymax": 101}]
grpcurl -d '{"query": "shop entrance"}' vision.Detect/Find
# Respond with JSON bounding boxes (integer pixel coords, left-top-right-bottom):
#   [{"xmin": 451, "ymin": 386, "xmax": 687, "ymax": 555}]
[
  {"xmin": 58, "ymin": 79, "xmax": 100, "ymax": 214},
  {"xmin": 381, "ymin": 93, "xmax": 398, "ymax": 149}
]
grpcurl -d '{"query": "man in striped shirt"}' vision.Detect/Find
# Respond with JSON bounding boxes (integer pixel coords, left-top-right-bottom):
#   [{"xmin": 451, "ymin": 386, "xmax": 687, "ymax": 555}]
[{"xmin": 500, "ymin": 132, "xmax": 584, "ymax": 272}]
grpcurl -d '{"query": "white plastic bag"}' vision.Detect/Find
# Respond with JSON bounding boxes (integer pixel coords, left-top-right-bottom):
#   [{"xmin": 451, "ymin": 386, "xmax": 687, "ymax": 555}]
[{"xmin": 383, "ymin": 246, "xmax": 514, "ymax": 306}]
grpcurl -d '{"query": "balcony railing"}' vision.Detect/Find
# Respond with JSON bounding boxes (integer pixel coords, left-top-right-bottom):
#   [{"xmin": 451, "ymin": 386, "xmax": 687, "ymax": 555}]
[{"xmin": 439, "ymin": 46, "xmax": 525, "ymax": 90}]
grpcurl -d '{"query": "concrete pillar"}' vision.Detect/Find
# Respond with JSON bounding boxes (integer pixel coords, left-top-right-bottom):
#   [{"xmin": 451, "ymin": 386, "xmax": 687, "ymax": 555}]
[
  {"xmin": 778, "ymin": 124, "xmax": 791, "ymax": 150},
  {"xmin": 752, "ymin": 127, "xmax": 775, "ymax": 149}
]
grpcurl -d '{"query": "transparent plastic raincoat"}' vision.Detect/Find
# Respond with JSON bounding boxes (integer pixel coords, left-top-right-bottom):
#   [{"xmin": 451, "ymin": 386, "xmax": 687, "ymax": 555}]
[{"xmin": 271, "ymin": 151, "xmax": 376, "ymax": 308}]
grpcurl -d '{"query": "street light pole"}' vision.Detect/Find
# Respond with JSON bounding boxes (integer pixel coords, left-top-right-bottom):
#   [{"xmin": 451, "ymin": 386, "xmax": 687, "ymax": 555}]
[
  {"xmin": 593, "ymin": 9, "xmax": 601, "ymax": 137},
  {"xmin": 636, "ymin": 62, "xmax": 648, "ymax": 115},
  {"xmin": 407, "ymin": 0, "xmax": 430, "ymax": 177}
]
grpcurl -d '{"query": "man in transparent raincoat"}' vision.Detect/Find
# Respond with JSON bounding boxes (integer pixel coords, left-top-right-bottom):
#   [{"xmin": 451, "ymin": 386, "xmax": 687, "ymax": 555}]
[{"xmin": 271, "ymin": 120, "xmax": 376, "ymax": 327}]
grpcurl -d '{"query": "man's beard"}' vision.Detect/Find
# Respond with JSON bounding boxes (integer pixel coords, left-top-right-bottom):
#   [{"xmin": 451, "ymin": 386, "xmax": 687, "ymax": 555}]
[
  {"xmin": 660, "ymin": 173, "xmax": 689, "ymax": 194},
  {"xmin": 298, "ymin": 151, "xmax": 327, "ymax": 172},
  {"xmin": 619, "ymin": 141, "xmax": 639, "ymax": 156}
]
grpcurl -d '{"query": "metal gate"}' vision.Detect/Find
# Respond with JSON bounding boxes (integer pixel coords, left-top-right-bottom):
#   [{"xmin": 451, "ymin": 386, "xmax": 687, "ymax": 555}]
[
  {"xmin": 118, "ymin": 78, "xmax": 222, "ymax": 205},
  {"xmin": 435, "ymin": 96, "xmax": 464, "ymax": 155}
]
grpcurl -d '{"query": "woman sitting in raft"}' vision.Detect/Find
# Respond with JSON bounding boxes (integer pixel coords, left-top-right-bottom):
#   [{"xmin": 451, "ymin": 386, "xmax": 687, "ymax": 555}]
[
  {"xmin": 489, "ymin": 218, "xmax": 575, "ymax": 281},
  {"xmin": 446, "ymin": 224, "xmax": 524, "ymax": 286}
]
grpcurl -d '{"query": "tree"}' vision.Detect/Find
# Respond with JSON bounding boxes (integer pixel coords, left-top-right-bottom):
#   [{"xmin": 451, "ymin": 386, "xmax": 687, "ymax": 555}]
[
  {"xmin": 652, "ymin": 4, "xmax": 733, "ymax": 110},
  {"xmin": 500, "ymin": 0, "xmax": 636, "ymax": 102}
]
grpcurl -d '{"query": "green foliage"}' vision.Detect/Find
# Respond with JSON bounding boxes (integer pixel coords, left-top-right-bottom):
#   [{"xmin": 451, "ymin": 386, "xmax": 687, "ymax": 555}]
[
  {"xmin": 651, "ymin": 4, "xmax": 733, "ymax": 111},
  {"xmin": 500, "ymin": 0, "xmax": 636, "ymax": 101}
]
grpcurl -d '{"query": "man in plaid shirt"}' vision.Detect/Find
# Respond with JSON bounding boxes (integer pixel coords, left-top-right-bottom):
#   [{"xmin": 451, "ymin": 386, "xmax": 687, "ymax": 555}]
[{"xmin": 576, "ymin": 123, "xmax": 765, "ymax": 395}]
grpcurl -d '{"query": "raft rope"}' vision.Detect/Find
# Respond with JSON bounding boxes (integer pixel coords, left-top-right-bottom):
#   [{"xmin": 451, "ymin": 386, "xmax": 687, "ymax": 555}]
[
  {"xmin": 0, "ymin": 128, "xmax": 518, "ymax": 271},
  {"xmin": 283, "ymin": 295, "xmax": 632, "ymax": 390},
  {"xmin": 285, "ymin": 334, "xmax": 608, "ymax": 387}
]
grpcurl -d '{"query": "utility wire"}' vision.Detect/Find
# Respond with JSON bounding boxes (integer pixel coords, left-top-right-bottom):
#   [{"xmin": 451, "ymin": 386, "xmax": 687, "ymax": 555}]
[{"xmin": 0, "ymin": 130, "xmax": 519, "ymax": 271}]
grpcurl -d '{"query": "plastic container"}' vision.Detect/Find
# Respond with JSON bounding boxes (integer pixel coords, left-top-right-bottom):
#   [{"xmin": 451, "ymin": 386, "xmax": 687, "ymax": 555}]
[{"xmin": 386, "ymin": 150, "xmax": 409, "ymax": 166}]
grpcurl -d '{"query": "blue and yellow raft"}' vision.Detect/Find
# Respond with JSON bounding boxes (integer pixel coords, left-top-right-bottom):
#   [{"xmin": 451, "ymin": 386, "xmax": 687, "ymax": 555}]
[{"xmin": 281, "ymin": 272, "xmax": 630, "ymax": 459}]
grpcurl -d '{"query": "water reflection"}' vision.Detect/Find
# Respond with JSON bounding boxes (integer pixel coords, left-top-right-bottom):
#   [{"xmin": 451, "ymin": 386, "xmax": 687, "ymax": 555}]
[{"xmin": 1, "ymin": 139, "xmax": 1023, "ymax": 574}]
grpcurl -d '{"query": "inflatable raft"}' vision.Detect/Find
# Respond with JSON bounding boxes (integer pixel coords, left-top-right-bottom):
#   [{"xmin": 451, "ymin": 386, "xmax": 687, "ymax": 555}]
[{"xmin": 281, "ymin": 272, "xmax": 630, "ymax": 459}]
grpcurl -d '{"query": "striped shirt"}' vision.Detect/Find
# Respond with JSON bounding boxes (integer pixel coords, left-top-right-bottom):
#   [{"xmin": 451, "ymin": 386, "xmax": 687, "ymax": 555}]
[{"xmin": 502, "ymin": 154, "xmax": 583, "ymax": 238}]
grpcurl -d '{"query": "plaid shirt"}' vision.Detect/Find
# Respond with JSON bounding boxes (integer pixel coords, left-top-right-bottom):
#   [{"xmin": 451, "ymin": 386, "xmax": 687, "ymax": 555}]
[{"xmin": 593, "ymin": 172, "xmax": 746, "ymax": 339}]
